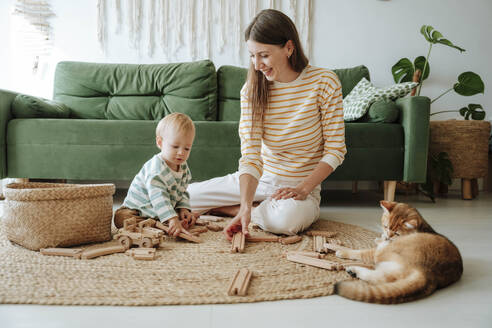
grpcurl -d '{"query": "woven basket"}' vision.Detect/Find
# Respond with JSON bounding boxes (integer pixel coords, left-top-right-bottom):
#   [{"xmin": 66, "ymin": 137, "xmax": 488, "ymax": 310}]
[
  {"xmin": 429, "ymin": 120, "xmax": 491, "ymax": 179},
  {"xmin": 3, "ymin": 182, "xmax": 115, "ymax": 251}
]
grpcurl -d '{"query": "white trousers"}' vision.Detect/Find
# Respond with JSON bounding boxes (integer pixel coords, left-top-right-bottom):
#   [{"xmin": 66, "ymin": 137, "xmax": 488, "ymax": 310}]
[{"xmin": 187, "ymin": 172, "xmax": 321, "ymax": 235}]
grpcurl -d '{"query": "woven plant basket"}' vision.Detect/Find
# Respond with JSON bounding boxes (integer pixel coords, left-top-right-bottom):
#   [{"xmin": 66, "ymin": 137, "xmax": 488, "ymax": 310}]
[
  {"xmin": 429, "ymin": 120, "xmax": 491, "ymax": 179},
  {"xmin": 3, "ymin": 182, "xmax": 115, "ymax": 251}
]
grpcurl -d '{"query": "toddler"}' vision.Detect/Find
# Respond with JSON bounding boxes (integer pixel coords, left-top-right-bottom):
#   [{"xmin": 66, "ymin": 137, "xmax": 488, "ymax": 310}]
[{"xmin": 114, "ymin": 112, "xmax": 196, "ymax": 236}]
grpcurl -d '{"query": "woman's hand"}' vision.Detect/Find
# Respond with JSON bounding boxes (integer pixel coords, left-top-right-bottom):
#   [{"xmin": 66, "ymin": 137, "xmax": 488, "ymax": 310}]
[
  {"xmin": 271, "ymin": 186, "xmax": 310, "ymax": 201},
  {"xmin": 223, "ymin": 206, "xmax": 251, "ymax": 241}
]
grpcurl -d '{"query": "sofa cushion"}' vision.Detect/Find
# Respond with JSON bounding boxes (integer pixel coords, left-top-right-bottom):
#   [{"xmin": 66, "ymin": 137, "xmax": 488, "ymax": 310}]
[
  {"xmin": 332, "ymin": 65, "xmax": 370, "ymax": 98},
  {"xmin": 217, "ymin": 65, "xmax": 248, "ymax": 121},
  {"xmin": 359, "ymin": 99, "xmax": 400, "ymax": 123},
  {"xmin": 53, "ymin": 60, "xmax": 217, "ymax": 121},
  {"xmin": 343, "ymin": 78, "xmax": 418, "ymax": 121},
  {"xmin": 329, "ymin": 123, "xmax": 404, "ymax": 180},
  {"xmin": 7, "ymin": 119, "xmax": 240, "ymax": 182},
  {"xmin": 11, "ymin": 94, "xmax": 71, "ymax": 119}
]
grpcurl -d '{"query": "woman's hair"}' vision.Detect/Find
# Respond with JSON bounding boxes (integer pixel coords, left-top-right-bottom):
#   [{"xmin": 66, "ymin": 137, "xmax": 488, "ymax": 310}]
[
  {"xmin": 244, "ymin": 9, "xmax": 309, "ymax": 127},
  {"xmin": 156, "ymin": 112, "xmax": 195, "ymax": 138}
]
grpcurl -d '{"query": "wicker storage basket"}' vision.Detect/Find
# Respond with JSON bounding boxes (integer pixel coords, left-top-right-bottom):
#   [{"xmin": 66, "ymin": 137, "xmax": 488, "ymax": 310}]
[
  {"xmin": 3, "ymin": 182, "xmax": 115, "ymax": 251},
  {"xmin": 429, "ymin": 120, "xmax": 491, "ymax": 179}
]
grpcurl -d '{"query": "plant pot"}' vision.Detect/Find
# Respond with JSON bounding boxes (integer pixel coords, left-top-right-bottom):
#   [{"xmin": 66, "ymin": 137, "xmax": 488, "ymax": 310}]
[{"xmin": 429, "ymin": 120, "xmax": 491, "ymax": 199}]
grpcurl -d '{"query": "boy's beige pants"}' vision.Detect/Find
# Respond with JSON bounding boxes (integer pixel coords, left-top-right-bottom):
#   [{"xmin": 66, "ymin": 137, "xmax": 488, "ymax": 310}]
[{"xmin": 187, "ymin": 172, "xmax": 321, "ymax": 235}]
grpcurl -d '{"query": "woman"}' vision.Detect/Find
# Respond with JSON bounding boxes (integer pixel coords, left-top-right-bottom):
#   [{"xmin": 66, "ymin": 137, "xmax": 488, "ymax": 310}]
[{"xmin": 188, "ymin": 9, "xmax": 346, "ymax": 240}]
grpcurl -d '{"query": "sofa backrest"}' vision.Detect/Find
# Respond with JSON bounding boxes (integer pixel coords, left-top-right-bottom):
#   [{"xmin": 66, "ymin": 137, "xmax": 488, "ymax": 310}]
[
  {"xmin": 53, "ymin": 60, "xmax": 217, "ymax": 121},
  {"xmin": 215, "ymin": 64, "xmax": 370, "ymax": 121}
]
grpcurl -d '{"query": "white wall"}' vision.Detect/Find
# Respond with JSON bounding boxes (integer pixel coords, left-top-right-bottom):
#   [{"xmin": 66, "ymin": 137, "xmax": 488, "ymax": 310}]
[
  {"xmin": 1, "ymin": 0, "xmax": 491, "ymax": 118},
  {"xmin": 1, "ymin": 0, "xmax": 491, "ymax": 190}
]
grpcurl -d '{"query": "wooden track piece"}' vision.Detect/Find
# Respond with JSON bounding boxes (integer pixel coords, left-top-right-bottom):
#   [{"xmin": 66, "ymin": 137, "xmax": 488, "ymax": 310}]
[
  {"xmin": 313, "ymin": 235, "xmax": 327, "ymax": 253},
  {"xmin": 40, "ymin": 248, "xmax": 83, "ymax": 259},
  {"xmin": 227, "ymin": 268, "xmax": 252, "ymax": 296},
  {"xmin": 197, "ymin": 215, "xmax": 225, "ymax": 222},
  {"xmin": 306, "ymin": 230, "xmax": 337, "ymax": 238},
  {"xmin": 194, "ymin": 219, "xmax": 208, "ymax": 226},
  {"xmin": 189, "ymin": 226, "xmax": 208, "ymax": 234},
  {"xmin": 126, "ymin": 248, "xmax": 156, "ymax": 260},
  {"xmin": 81, "ymin": 244, "xmax": 127, "ymax": 259},
  {"xmin": 246, "ymin": 235, "xmax": 280, "ymax": 242},
  {"xmin": 286, "ymin": 253, "xmax": 344, "ymax": 271},
  {"xmin": 231, "ymin": 232, "xmax": 245, "ymax": 253},
  {"xmin": 285, "ymin": 251, "xmax": 325, "ymax": 259},
  {"xmin": 279, "ymin": 235, "xmax": 302, "ymax": 245},
  {"xmin": 206, "ymin": 223, "xmax": 223, "ymax": 232},
  {"xmin": 155, "ymin": 221, "xmax": 202, "ymax": 243}
]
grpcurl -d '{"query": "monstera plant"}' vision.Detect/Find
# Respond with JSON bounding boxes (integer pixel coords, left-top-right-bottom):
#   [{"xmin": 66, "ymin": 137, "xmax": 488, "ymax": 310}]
[{"xmin": 391, "ymin": 25, "xmax": 486, "ymax": 201}]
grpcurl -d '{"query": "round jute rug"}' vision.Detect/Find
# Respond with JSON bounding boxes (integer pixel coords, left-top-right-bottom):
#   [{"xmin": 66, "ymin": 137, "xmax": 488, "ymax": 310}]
[{"xmin": 0, "ymin": 219, "xmax": 378, "ymax": 306}]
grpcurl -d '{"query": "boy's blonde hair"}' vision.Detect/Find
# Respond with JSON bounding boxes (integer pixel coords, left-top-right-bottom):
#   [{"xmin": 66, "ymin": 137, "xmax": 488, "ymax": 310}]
[{"xmin": 156, "ymin": 112, "xmax": 195, "ymax": 138}]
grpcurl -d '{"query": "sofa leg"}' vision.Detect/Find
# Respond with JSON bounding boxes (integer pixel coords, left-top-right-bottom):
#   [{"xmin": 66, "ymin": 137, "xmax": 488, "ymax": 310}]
[
  {"xmin": 383, "ymin": 180, "xmax": 396, "ymax": 202},
  {"xmin": 352, "ymin": 181, "xmax": 358, "ymax": 194},
  {"xmin": 461, "ymin": 178, "xmax": 475, "ymax": 200}
]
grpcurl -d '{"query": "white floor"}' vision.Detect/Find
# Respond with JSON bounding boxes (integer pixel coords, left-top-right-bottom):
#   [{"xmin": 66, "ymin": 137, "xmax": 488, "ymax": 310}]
[{"xmin": 1, "ymin": 189, "xmax": 491, "ymax": 328}]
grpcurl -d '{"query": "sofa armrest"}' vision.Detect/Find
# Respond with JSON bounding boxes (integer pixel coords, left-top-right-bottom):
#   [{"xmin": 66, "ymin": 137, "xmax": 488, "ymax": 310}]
[
  {"xmin": 396, "ymin": 96, "xmax": 431, "ymax": 183},
  {"xmin": 0, "ymin": 89, "xmax": 17, "ymax": 178}
]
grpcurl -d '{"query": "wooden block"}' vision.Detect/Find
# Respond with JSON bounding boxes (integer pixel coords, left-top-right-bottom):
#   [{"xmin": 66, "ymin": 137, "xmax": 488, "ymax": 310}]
[
  {"xmin": 189, "ymin": 226, "xmax": 208, "ymax": 234},
  {"xmin": 81, "ymin": 244, "xmax": 127, "ymax": 259},
  {"xmin": 306, "ymin": 230, "xmax": 337, "ymax": 238},
  {"xmin": 126, "ymin": 248, "xmax": 156, "ymax": 260},
  {"xmin": 313, "ymin": 235, "xmax": 327, "ymax": 253},
  {"xmin": 279, "ymin": 235, "xmax": 303, "ymax": 245},
  {"xmin": 246, "ymin": 235, "xmax": 280, "ymax": 242},
  {"xmin": 231, "ymin": 232, "xmax": 245, "ymax": 253},
  {"xmin": 40, "ymin": 248, "xmax": 83, "ymax": 259},
  {"xmin": 194, "ymin": 218, "xmax": 208, "ymax": 226},
  {"xmin": 155, "ymin": 221, "xmax": 202, "ymax": 243},
  {"xmin": 206, "ymin": 223, "xmax": 223, "ymax": 232},
  {"xmin": 286, "ymin": 253, "xmax": 344, "ymax": 271},
  {"xmin": 227, "ymin": 268, "xmax": 252, "ymax": 296},
  {"xmin": 197, "ymin": 215, "xmax": 225, "ymax": 222},
  {"xmin": 285, "ymin": 251, "xmax": 325, "ymax": 259}
]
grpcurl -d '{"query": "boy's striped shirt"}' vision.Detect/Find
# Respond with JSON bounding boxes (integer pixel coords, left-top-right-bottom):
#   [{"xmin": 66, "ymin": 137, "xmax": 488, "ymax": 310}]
[
  {"xmin": 123, "ymin": 154, "xmax": 192, "ymax": 222},
  {"xmin": 238, "ymin": 65, "xmax": 346, "ymax": 181}
]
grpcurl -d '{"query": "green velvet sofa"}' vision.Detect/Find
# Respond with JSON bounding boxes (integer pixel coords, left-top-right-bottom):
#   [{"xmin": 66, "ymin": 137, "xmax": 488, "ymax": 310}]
[{"xmin": 0, "ymin": 60, "xmax": 430, "ymax": 189}]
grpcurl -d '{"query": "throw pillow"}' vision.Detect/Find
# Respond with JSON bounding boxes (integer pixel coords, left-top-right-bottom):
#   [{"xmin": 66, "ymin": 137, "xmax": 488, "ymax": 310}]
[
  {"xmin": 12, "ymin": 94, "xmax": 71, "ymax": 118},
  {"xmin": 342, "ymin": 78, "xmax": 377, "ymax": 121},
  {"xmin": 343, "ymin": 78, "xmax": 418, "ymax": 122},
  {"xmin": 357, "ymin": 99, "xmax": 400, "ymax": 123}
]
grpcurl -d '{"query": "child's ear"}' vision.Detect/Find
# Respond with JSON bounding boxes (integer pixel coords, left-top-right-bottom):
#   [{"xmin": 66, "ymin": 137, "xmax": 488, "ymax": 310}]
[{"xmin": 156, "ymin": 136, "xmax": 163, "ymax": 149}]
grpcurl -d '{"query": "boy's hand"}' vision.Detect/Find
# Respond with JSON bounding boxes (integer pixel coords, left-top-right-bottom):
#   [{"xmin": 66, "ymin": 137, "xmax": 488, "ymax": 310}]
[
  {"xmin": 178, "ymin": 208, "xmax": 198, "ymax": 228},
  {"xmin": 168, "ymin": 217, "xmax": 192, "ymax": 237}
]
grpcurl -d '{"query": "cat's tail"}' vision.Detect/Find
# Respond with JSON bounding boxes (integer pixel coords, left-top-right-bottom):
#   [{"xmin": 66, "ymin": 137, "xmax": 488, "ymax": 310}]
[{"xmin": 334, "ymin": 269, "xmax": 434, "ymax": 304}]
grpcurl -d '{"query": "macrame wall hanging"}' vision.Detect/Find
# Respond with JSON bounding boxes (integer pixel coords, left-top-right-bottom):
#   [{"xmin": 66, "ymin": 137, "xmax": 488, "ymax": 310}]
[
  {"xmin": 12, "ymin": 0, "xmax": 55, "ymax": 74},
  {"xmin": 97, "ymin": 0, "xmax": 312, "ymax": 65}
]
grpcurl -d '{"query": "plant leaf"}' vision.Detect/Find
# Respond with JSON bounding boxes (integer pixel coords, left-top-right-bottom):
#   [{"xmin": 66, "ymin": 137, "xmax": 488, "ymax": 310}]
[
  {"xmin": 414, "ymin": 56, "xmax": 430, "ymax": 81},
  {"xmin": 392, "ymin": 58, "xmax": 414, "ymax": 83},
  {"xmin": 454, "ymin": 72, "xmax": 485, "ymax": 96},
  {"xmin": 420, "ymin": 25, "xmax": 466, "ymax": 52},
  {"xmin": 458, "ymin": 103, "xmax": 485, "ymax": 120}
]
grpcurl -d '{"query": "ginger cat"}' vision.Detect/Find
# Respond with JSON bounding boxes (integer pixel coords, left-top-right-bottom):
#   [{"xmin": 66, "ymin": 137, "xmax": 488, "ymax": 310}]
[{"xmin": 327, "ymin": 201, "xmax": 463, "ymax": 304}]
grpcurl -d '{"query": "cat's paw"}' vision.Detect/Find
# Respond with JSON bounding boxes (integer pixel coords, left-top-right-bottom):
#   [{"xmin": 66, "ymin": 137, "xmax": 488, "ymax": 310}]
[{"xmin": 335, "ymin": 249, "xmax": 350, "ymax": 259}]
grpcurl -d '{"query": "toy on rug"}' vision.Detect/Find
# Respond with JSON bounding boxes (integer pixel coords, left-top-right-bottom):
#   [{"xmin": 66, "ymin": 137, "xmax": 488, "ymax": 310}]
[
  {"xmin": 155, "ymin": 220, "xmax": 202, "ymax": 243},
  {"xmin": 227, "ymin": 268, "xmax": 252, "ymax": 296},
  {"xmin": 231, "ymin": 232, "xmax": 245, "ymax": 253},
  {"xmin": 113, "ymin": 217, "xmax": 165, "ymax": 249},
  {"xmin": 126, "ymin": 248, "xmax": 156, "ymax": 260}
]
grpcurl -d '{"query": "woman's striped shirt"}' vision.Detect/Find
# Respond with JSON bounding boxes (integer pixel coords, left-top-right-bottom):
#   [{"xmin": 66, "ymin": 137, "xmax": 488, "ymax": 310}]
[{"xmin": 238, "ymin": 65, "xmax": 346, "ymax": 181}]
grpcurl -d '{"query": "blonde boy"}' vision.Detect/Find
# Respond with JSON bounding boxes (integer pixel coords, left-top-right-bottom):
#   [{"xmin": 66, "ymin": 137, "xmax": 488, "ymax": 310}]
[{"xmin": 114, "ymin": 113, "xmax": 196, "ymax": 236}]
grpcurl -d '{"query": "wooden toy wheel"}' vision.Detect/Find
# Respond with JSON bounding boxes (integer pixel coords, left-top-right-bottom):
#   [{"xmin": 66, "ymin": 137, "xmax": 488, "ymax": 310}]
[
  {"xmin": 141, "ymin": 238, "xmax": 153, "ymax": 248},
  {"xmin": 118, "ymin": 236, "xmax": 132, "ymax": 249}
]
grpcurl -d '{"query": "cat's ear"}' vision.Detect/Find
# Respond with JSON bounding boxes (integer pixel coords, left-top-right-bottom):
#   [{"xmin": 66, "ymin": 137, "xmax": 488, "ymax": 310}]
[
  {"xmin": 404, "ymin": 219, "xmax": 418, "ymax": 230},
  {"xmin": 380, "ymin": 200, "xmax": 396, "ymax": 214}
]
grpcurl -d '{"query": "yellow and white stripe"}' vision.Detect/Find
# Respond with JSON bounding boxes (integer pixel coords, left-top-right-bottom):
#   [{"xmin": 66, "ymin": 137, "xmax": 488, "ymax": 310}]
[{"xmin": 238, "ymin": 65, "xmax": 346, "ymax": 181}]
